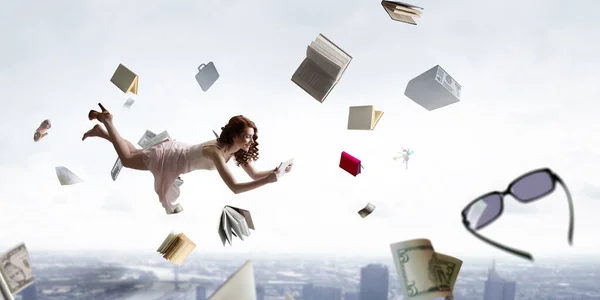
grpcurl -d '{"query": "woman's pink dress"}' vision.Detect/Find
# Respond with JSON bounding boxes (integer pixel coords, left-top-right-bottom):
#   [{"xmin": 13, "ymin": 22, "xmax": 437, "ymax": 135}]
[{"xmin": 142, "ymin": 141, "xmax": 220, "ymax": 213}]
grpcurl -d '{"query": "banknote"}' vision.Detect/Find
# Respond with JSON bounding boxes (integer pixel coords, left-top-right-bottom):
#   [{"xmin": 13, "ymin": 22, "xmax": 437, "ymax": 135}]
[
  {"xmin": 390, "ymin": 239, "xmax": 452, "ymax": 300},
  {"xmin": 55, "ymin": 166, "xmax": 83, "ymax": 185},
  {"xmin": 123, "ymin": 98, "xmax": 135, "ymax": 110},
  {"xmin": 434, "ymin": 253, "xmax": 462, "ymax": 290},
  {"xmin": 138, "ymin": 130, "xmax": 171, "ymax": 149},
  {"xmin": 175, "ymin": 177, "xmax": 184, "ymax": 187},
  {"xmin": 137, "ymin": 130, "xmax": 157, "ymax": 148},
  {"xmin": 0, "ymin": 243, "xmax": 34, "ymax": 295},
  {"xmin": 111, "ymin": 158, "xmax": 123, "ymax": 181},
  {"xmin": 358, "ymin": 203, "xmax": 375, "ymax": 218},
  {"xmin": 0, "ymin": 273, "xmax": 13, "ymax": 300}
]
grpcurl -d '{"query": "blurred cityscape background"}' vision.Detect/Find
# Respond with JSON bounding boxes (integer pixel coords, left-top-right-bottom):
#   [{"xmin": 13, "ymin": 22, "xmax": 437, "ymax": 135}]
[{"xmin": 6, "ymin": 251, "xmax": 600, "ymax": 300}]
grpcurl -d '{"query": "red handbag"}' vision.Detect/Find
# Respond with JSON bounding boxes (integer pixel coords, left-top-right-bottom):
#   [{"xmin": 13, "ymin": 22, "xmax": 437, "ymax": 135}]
[{"xmin": 339, "ymin": 151, "xmax": 362, "ymax": 176}]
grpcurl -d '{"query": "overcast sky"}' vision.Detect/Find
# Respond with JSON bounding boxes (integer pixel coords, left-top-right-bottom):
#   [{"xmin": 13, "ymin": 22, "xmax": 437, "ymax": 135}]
[{"xmin": 1, "ymin": 0, "xmax": 599, "ymax": 262}]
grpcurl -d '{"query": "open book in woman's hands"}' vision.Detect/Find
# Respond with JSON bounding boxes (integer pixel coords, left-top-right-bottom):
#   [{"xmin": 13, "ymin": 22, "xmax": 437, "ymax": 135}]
[{"xmin": 276, "ymin": 158, "xmax": 294, "ymax": 178}]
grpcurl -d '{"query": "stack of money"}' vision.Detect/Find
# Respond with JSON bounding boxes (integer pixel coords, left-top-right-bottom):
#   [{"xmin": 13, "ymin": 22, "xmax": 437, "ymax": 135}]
[
  {"xmin": 157, "ymin": 232, "xmax": 196, "ymax": 265},
  {"xmin": 390, "ymin": 239, "xmax": 462, "ymax": 300},
  {"xmin": 0, "ymin": 243, "xmax": 35, "ymax": 300}
]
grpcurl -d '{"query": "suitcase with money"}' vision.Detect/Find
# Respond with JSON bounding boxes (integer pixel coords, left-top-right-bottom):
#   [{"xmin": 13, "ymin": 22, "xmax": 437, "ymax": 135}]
[{"xmin": 195, "ymin": 62, "xmax": 220, "ymax": 92}]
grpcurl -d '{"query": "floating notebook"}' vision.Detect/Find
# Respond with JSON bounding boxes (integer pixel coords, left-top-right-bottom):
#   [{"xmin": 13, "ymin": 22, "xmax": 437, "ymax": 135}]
[
  {"xmin": 110, "ymin": 64, "xmax": 139, "ymax": 95},
  {"xmin": 339, "ymin": 151, "xmax": 363, "ymax": 177},
  {"xmin": 157, "ymin": 232, "xmax": 196, "ymax": 265},
  {"xmin": 208, "ymin": 260, "xmax": 257, "ymax": 300},
  {"xmin": 195, "ymin": 62, "xmax": 220, "ymax": 92},
  {"xmin": 219, "ymin": 206, "xmax": 255, "ymax": 246},
  {"xmin": 347, "ymin": 105, "xmax": 384, "ymax": 130},
  {"xmin": 381, "ymin": 1, "xmax": 424, "ymax": 25},
  {"xmin": 291, "ymin": 34, "xmax": 352, "ymax": 103}
]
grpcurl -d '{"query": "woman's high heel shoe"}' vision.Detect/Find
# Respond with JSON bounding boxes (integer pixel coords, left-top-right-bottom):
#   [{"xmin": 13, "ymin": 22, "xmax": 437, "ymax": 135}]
[{"xmin": 88, "ymin": 103, "xmax": 111, "ymax": 121}]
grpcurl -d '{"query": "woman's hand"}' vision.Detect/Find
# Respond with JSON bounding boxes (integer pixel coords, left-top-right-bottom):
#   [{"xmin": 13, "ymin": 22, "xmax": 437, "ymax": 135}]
[{"xmin": 266, "ymin": 171, "xmax": 279, "ymax": 183}]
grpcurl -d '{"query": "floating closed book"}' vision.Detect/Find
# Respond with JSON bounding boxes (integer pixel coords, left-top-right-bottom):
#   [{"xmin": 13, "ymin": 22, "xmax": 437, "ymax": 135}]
[
  {"xmin": 208, "ymin": 260, "xmax": 257, "ymax": 300},
  {"xmin": 110, "ymin": 64, "xmax": 139, "ymax": 95},
  {"xmin": 219, "ymin": 206, "xmax": 254, "ymax": 246},
  {"xmin": 195, "ymin": 62, "xmax": 220, "ymax": 92},
  {"xmin": 381, "ymin": 1, "xmax": 424, "ymax": 25},
  {"xmin": 347, "ymin": 105, "xmax": 384, "ymax": 130},
  {"xmin": 0, "ymin": 243, "xmax": 34, "ymax": 298},
  {"xmin": 291, "ymin": 34, "xmax": 352, "ymax": 103},
  {"xmin": 339, "ymin": 151, "xmax": 363, "ymax": 177},
  {"xmin": 157, "ymin": 232, "xmax": 196, "ymax": 265}
]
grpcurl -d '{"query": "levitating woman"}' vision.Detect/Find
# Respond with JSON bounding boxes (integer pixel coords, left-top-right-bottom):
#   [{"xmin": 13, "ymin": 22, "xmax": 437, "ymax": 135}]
[{"xmin": 82, "ymin": 103, "xmax": 292, "ymax": 215}]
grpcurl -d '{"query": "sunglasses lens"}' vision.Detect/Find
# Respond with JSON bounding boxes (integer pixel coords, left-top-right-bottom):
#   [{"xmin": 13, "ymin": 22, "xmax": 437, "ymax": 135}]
[
  {"xmin": 510, "ymin": 170, "xmax": 554, "ymax": 202},
  {"xmin": 466, "ymin": 193, "xmax": 502, "ymax": 230}
]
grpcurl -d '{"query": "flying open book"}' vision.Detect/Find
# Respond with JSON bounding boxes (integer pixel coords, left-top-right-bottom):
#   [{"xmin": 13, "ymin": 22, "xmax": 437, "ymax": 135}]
[
  {"xmin": 291, "ymin": 34, "xmax": 352, "ymax": 103},
  {"xmin": 157, "ymin": 232, "xmax": 196, "ymax": 265},
  {"xmin": 381, "ymin": 1, "xmax": 424, "ymax": 25},
  {"xmin": 208, "ymin": 260, "xmax": 257, "ymax": 300},
  {"xmin": 276, "ymin": 158, "xmax": 294, "ymax": 178},
  {"xmin": 218, "ymin": 206, "xmax": 255, "ymax": 246}
]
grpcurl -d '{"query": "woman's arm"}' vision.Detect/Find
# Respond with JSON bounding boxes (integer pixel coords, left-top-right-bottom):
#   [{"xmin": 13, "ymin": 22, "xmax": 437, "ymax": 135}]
[
  {"xmin": 207, "ymin": 148, "xmax": 272, "ymax": 194},
  {"xmin": 242, "ymin": 163, "xmax": 276, "ymax": 180}
]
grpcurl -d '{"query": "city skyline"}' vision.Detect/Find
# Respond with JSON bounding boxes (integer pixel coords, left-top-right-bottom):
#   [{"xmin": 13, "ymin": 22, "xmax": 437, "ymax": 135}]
[{"xmin": 1, "ymin": 0, "xmax": 600, "ymax": 260}]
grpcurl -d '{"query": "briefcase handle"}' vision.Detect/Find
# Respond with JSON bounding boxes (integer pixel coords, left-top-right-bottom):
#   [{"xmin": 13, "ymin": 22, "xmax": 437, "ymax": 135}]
[{"xmin": 198, "ymin": 64, "xmax": 206, "ymax": 71}]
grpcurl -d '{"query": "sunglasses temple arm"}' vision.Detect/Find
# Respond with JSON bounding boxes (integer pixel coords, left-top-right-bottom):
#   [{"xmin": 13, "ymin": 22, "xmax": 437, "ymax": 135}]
[
  {"xmin": 464, "ymin": 224, "xmax": 534, "ymax": 261},
  {"xmin": 556, "ymin": 178, "xmax": 575, "ymax": 245}
]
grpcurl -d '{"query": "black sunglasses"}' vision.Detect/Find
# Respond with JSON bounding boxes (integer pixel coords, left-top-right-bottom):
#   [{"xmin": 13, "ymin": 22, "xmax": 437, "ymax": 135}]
[{"xmin": 461, "ymin": 168, "xmax": 574, "ymax": 261}]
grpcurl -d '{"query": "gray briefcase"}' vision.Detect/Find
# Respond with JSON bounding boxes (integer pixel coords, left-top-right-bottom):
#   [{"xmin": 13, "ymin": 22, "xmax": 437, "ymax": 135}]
[{"xmin": 195, "ymin": 61, "xmax": 220, "ymax": 92}]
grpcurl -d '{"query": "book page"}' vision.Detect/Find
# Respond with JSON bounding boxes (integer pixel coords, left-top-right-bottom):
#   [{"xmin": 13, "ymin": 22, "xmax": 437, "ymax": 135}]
[
  {"xmin": 225, "ymin": 211, "xmax": 244, "ymax": 241},
  {"xmin": 232, "ymin": 207, "xmax": 254, "ymax": 230},
  {"xmin": 221, "ymin": 212, "xmax": 233, "ymax": 245},
  {"xmin": 208, "ymin": 261, "xmax": 256, "ymax": 300},
  {"xmin": 219, "ymin": 213, "xmax": 228, "ymax": 246},
  {"xmin": 307, "ymin": 45, "xmax": 342, "ymax": 79},
  {"xmin": 314, "ymin": 35, "xmax": 352, "ymax": 80},
  {"xmin": 157, "ymin": 232, "xmax": 177, "ymax": 252},
  {"xmin": 226, "ymin": 207, "xmax": 250, "ymax": 236},
  {"xmin": 291, "ymin": 58, "xmax": 335, "ymax": 101}
]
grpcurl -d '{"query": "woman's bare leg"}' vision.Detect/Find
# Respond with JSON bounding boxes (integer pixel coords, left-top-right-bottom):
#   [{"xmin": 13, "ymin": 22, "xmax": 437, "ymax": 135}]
[
  {"xmin": 82, "ymin": 124, "xmax": 139, "ymax": 154},
  {"xmin": 83, "ymin": 121, "xmax": 148, "ymax": 170},
  {"xmin": 100, "ymin": 118, "xmax": 148, "ymax": 170}
]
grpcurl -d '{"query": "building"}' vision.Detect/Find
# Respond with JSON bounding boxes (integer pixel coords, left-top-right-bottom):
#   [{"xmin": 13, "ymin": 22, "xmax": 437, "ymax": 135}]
[
  {"xmin": 20, "ymin": 284, "xmax": 37, "ymax": 300},
  {"xmin": 483, "ymin": 260, "xmax": 517, "ymax": 300},
  {"xmin": 195, "ymin": 286, "xmax": 206, "ymax": 300},
  {"xmin": 359, "ymin": 264, "xmax": 389, "ymax": 300},
  {"xmin": 343, "ymin": 291, "xmax": 359, "ymax": 300},
  {"xmin": 302, "ymin": 283, "xmax": 341, "ymax": 300},
  {"xmin": 256, "ymin": 285, "xmax": 265, "ymax": 300}
]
